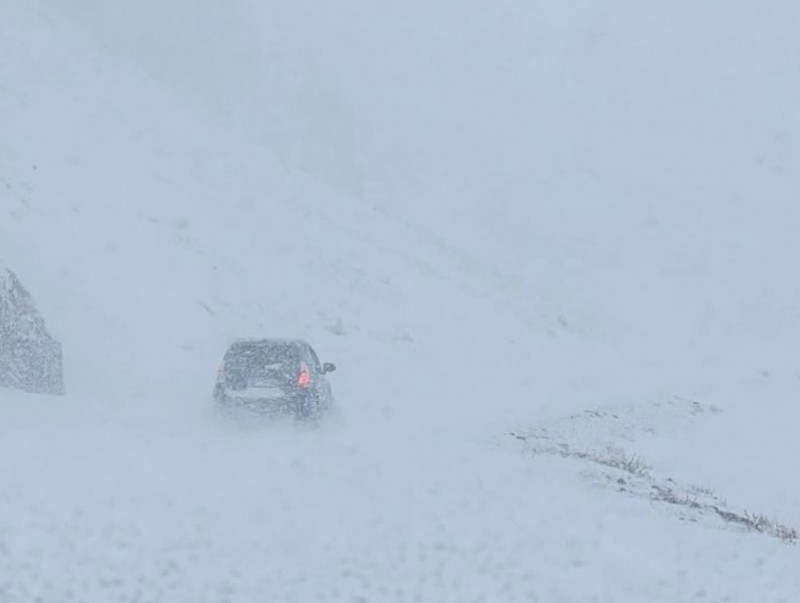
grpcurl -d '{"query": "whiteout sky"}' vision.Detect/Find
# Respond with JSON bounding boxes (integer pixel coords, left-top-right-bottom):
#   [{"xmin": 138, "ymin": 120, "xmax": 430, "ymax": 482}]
[{"xmin": 2, "ymin": 1, "xmax": 800, "ymax": 601}]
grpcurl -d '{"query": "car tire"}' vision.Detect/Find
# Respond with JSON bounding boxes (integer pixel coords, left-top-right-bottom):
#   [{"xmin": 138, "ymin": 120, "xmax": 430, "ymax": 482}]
[{"xmin": 293, "ymin": 394, "xmax": 321, "ymax": 422}]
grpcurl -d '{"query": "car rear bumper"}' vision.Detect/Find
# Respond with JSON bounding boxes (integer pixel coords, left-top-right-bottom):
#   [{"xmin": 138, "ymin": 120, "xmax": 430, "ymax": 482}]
[
  {"xmin": 221, "ymin": 394, "xmax": 297, "ymax": 412},
  {"xmin": 214, "ymin": 383, "xmax": 323, "ymax": 419}
]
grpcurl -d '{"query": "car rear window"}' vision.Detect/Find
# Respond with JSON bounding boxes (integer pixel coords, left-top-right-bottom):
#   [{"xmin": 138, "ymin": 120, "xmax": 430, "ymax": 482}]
[{"xmin": 226, "ymin": 343, "xmax": 301, "ymax": 374}]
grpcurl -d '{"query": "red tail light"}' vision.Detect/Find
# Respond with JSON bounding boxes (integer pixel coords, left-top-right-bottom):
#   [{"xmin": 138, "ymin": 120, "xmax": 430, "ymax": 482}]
[{"xmin": 297, "ymin": 365, "xmax": 310, "ymax": 388}]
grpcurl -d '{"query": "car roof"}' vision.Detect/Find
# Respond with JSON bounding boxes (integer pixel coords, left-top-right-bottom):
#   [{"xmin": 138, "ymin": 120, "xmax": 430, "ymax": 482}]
[
  {"xmin": 231, "ymin": 337, "xmax": 307, "ymax": 345},
  {"xmin": 228, "ymin": 338, "xmax": 310, "ymax": 350}
]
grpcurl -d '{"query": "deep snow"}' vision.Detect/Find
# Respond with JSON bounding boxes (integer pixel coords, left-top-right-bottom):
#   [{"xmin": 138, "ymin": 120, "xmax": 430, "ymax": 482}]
[{"xmin": 2, "ymin": 0, "xmax": 800, "ymax": 601}]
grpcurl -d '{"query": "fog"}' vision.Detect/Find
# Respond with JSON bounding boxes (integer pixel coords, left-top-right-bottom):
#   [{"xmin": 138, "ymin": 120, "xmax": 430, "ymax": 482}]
[{"xmin": 2, "ymin": 1, "xmax": 800, "ymax": 600}]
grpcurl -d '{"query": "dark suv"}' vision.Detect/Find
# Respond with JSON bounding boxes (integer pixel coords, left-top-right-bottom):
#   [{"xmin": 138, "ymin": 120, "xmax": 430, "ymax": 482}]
[{"xmin": 214, "ymin": 338, "xmax": 336, "ymax": 420}]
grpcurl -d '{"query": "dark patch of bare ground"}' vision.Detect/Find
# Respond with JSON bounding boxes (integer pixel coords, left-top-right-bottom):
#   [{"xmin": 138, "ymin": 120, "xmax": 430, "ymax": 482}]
[{"xmin": 510, "ymin": 397, "xmax": 797, "ymax": 544}]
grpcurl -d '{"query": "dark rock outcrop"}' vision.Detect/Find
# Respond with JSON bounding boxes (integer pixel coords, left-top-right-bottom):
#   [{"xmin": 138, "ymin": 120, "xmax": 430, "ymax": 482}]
[{"xmin": 0, "ymin": 267, "xmax": 64, "ymax": 394}]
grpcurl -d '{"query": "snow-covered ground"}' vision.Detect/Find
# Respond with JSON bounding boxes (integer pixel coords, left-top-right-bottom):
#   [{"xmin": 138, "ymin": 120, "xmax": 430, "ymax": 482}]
[{"xmin": 2, "ymin": 1, "xmax": 800, "ymax": 600}]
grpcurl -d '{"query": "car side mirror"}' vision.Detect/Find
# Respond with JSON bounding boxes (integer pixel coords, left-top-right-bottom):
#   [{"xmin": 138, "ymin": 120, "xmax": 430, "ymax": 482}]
[{"xmin": 323, "ymin": 362, "xmax": 337, "ymax": 374}]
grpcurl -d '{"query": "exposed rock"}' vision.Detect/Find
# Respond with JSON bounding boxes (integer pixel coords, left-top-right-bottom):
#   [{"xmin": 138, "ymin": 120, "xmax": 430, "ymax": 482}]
[{"xmin": 0, "ymin": 266, "xmax": 64, "ymax": 394}]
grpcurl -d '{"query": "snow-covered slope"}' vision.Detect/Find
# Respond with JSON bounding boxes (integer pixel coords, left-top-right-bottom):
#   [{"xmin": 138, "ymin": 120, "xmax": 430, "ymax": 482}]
[{"xmin": 2, "ymin": 0, "xmax": 800, "ymax": 601}]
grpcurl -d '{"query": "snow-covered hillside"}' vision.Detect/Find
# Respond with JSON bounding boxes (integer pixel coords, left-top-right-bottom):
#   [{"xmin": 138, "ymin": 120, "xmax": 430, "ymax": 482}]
[{"xmin": 2, "ymin": 0, "xmax": 800, "ymax": 601}]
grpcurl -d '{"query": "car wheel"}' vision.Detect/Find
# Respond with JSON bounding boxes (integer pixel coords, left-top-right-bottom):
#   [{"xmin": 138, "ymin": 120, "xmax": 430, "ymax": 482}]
[{"xmin": 294, "ymin": 395, "xmax": 321, "ymax": 422}]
